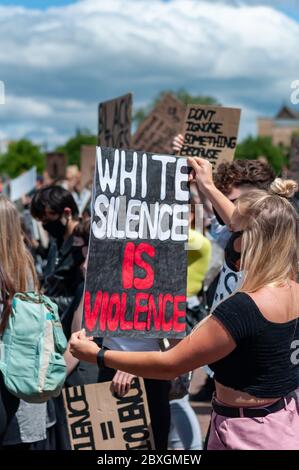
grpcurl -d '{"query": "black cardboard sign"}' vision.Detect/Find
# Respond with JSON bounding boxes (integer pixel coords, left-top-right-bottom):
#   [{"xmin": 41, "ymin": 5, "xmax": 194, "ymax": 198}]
[
  {"xmin": 98, "ymin": 93, "xmax": 132, "ymax": 148},
  {"xmin": 83, "ymin": 147, "xmax": 189, "ymax": 338}
]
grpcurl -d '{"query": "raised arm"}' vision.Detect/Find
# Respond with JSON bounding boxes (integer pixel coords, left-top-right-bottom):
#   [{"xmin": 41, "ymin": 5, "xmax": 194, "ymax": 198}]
[
  {"xmin": 188, "ymin": 157, "xmax": 236, "ymax": 226},
  {"xmin": 69, "ymin": 316, "xmax": 236, "ymax": 380}
]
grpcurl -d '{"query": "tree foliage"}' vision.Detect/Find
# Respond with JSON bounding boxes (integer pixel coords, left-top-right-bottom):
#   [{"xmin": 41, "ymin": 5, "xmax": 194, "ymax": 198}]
[
  {"xmin": 235, "ymin": 136, "xmax": 287, "ymax": 174},
  {"xmin": 133, "ymin": 89, "xmax": 219, "ymax": 127},
  {"xmin": 0, "ymin": 139, "xmax": 45, "ymax": 178},
  {"xmin": 55, "ymin": 128, "xmax": 97, "ymax": 167}
]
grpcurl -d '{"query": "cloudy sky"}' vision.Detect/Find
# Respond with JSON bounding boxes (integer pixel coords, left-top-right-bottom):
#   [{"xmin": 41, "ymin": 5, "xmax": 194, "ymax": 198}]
[{"xmin": 0, "ymin": 0, "xmax": 298, "ymax": 149}]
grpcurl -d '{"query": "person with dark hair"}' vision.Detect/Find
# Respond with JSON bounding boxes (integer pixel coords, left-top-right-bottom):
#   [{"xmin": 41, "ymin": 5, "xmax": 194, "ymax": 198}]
[
  {"xmin": 30, "ymin": 186, "xmax": 83, "ymax": 324},
  {"xmin": 198, "ymin": 159, "xmax": 276, "ymax": 250},
  {"xmin": 31, "ymin": 185, "xmax": 79, "ymax": 224},
  {"xmin": 208, "ymin": 160, "xmax": 275, "ymax": 306},
  {"xmin": 213, "ymin": 159, "xmax": 276, "ymax": 196},
  {"xmin": 30, "ymin": 187, "xmax": 86, "ymax": 450}
]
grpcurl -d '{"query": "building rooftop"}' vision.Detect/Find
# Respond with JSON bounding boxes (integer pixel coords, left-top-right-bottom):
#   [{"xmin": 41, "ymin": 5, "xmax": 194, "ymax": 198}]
[{"xmin": 275, "ymin": 105, "xmax": 299, "ymax": 120}]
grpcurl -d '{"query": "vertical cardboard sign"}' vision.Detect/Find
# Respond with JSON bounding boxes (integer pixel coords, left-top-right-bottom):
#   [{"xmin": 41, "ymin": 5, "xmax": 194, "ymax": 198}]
[
  {"xmin": 80, "ymin": 145, "xmax": 96, "ymax": 190},
  {"xmin": 98, "ymin": 93, "xmax": 132, "ymax": 148},
  {"xmin": 83, "ymin": 147, "xmax": 189, "ymax": 339},
  {"xmin": 180, "ymin": 105, "xmax": 241, "ymax": 169},
  {"xmin": 46, "ymin": 152, "xmax": 67, "ymax": 180},
  {"xmin": 132, "ymin": 94, "xmax": 186, "ymax": 154},
  {"xmin": 63, "ymin": 378, "xmax": 155, "ymax": 450}
]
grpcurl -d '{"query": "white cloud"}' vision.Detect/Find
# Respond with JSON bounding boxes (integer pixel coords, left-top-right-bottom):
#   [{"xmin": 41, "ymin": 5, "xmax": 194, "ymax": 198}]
[
  {"xmin": 3, "ymin": 95, "xmax": 52, "ymax": 118},
  {"xmin": 0, "ymin": 0, "xmax": 298, "ymax": 147}
]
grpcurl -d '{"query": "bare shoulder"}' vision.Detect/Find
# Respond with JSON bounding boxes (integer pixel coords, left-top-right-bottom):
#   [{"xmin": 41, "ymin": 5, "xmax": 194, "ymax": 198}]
[{"xmin": 245, "ymin": 282, "xmax": 299, "ymax": 322}]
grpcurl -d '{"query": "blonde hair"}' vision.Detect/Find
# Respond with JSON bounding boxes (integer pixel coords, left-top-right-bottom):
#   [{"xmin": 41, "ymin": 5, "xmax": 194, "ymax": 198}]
[
  {"xmin": 0, "ymin": 196, "xmax": 38, "ymax": 330},
  {"xmin": 235, "ymin": 178, "xmax": 299, "ymax": 292}
]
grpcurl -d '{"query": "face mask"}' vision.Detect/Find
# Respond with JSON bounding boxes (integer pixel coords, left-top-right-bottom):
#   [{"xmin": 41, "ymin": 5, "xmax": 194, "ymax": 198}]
[
  {"xmin": 225, "ymin": 231, "xmax": 243, "ymax": 269},
  {"xmin": 213, "ymin": 198, "xmax": 238, "ymax": 226},
  {"xmin": 213, "ymin": 208, "xmax": 225, "ymax": 226},
  {"xmin": 42, "ymin": 219, "xmax": 66, "ymax": 240}
]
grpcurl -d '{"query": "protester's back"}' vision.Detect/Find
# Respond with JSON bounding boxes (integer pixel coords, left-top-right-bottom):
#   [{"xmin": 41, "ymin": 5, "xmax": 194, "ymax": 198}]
[{"xmin": 0, "ymin": 195, "xmax": 50, "ymax": 448}]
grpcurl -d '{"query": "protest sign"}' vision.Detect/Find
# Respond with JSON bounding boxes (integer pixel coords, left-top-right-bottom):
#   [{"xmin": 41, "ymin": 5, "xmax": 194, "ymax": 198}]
[
  {"xmin": 83, "ymin": 147, "xmax": 189, "ymax": 339},
  {"xmin": 63, "ymin": 377, "xmax": 155, "ymax": 450},
  {"xmin": 10, "ymin": 166, "xmax": 37, "ymax": 201},
  {"xmin": 46, "ymin": 152, "xmax": 67, "ymax": 180},
  {"xmin": 98, "ymin": 93, "xmax": 132, "ymax": 148},
  {"xmin": 80, "ymin": 145, "xmax": 96, "ymax": 190},
  {"xmin": 132, "ymin": 94, "xmax": 186, "ymax": 154},
  {"xmin": 180, "ymin": 105, "xmax": 241, "ymax": 169}
]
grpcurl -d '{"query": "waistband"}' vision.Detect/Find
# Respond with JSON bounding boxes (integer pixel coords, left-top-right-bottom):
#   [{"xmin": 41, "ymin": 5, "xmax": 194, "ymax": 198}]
[{"xmin": 212, "ymin": 393, "xmax": 295, "ymax": 418}]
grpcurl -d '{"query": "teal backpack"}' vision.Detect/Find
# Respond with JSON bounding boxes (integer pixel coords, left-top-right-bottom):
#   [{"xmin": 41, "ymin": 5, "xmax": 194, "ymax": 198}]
[{"xmin": 0, "ymin": 292, "xmax": 67, "ymax": 403}]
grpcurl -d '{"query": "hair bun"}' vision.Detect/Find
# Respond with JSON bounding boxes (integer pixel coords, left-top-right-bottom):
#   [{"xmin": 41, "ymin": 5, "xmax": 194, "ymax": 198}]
[{"xmin": 269, "ymin": 178, "xmax": 298, "ymax": 199}]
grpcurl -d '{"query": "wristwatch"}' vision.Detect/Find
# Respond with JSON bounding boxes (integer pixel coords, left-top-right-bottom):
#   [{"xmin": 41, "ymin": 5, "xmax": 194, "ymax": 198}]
[{"xmin": 97, "ymin": 348, "xmax": 106, "ymax": 372}]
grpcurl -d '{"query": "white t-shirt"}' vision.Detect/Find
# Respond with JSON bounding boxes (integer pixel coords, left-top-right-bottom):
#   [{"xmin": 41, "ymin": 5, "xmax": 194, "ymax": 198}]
[{"xmin": 212, "ymin": 260, "xmax": 243, "ymax": 311}]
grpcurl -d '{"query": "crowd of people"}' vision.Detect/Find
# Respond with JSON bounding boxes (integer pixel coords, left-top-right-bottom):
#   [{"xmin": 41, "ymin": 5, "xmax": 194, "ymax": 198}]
[{"xmin": 0, "ymin": 141, "xmax": 299, "ymax": 450}]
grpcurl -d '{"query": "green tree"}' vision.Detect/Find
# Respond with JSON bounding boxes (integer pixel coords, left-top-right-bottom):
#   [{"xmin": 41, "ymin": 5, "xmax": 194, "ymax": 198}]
[
  {"xmin": 56, "ymin": 128, "xmax": 97, "ymax": 167},
  {"xmin": 133, "ymin": 89, "xmax": 219, "ymax": 127},
  {"xmin": 235, "ymin": 136, "xmax": 287, "ymax": 174},
  {"xmin": 0, "ymin": 139, "xmax": 45, "ymax": 178}
]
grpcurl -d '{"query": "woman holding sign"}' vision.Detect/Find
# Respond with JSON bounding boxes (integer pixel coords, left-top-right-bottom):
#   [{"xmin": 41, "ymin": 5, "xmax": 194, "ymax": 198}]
[{"xmin": 70, "ymin": 159, "xmax": 299, "ymax": 450}]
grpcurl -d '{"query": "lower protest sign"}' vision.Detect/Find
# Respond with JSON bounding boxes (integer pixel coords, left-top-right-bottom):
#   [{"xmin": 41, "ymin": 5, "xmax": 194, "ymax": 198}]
[
  {"xmin": 63, "ymin": 378, "xmax": 155, "ymax": 450},
  {"xmin": 180, "ymin": 105, "xmax": 241, "ymax": 169}
]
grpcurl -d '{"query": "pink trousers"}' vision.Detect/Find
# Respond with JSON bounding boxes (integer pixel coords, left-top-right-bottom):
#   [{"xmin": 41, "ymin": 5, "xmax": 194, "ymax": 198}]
[{"xmin": 207, "ymin": 390, "xmax": 299, "ymax": 450}]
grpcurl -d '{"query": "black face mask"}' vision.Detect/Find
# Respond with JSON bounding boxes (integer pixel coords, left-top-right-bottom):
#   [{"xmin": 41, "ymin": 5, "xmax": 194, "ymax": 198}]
[
  {"xmin": 42, "ymin": 219, "xmax": 66, "ymax": 240},
  {"xmin": 72, "ymin": 246, "xmax": 86, "ymax": 267},
  {"xmin": 213, "ymin": 198, "xmax": 238, "ymax": 226},
  {"xmin": 213, "ymin": 208, "xmax": 225, "ymax": 226},
  {"xmin": 225, "ymin": 231, "xmax": 243, "ymax": 270}
]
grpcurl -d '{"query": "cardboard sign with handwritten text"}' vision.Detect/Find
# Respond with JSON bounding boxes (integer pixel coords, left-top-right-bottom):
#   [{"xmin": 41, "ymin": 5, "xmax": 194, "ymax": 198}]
[
  {"xmin": 180, "ymin": 105, "xmax": 241, "ymax": 169},
  {"xmin": 63, "ymin": 378, "xmax": 155, "ymax": 450},
  {"xmin": 132, "ymin": 94, "xmax": 186, "ymax": 154},
  {"xmin": 98, "ymin": 93, "xmax": 132, "ymax": 149},
  {"xmin": 46, "ymin": 152, "xmax": 67, "ymax": 180},
  {"xmin": 80, "ymin": 145, "xmax": 96, "ymax": 190}
]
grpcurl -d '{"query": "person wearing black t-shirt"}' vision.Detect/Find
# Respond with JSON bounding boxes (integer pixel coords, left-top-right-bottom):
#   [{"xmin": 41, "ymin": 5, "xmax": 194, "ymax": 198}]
[{"xmin": 70, "ymin": 163, "xmax": 299, "ymax": 450}]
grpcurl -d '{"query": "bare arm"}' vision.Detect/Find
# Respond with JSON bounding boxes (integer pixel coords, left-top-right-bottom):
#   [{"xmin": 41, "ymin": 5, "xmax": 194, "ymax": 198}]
[
  {"xmin": 70, "ymin": 316, "xmax": 236, "ymax": 380},
  {"xmin": 188, "ymin": 157, "xmax": 236, "ymax": 226},
  {"xmin": 173, "ymin": 137, "xmax": 235, "ymax": 225}
]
